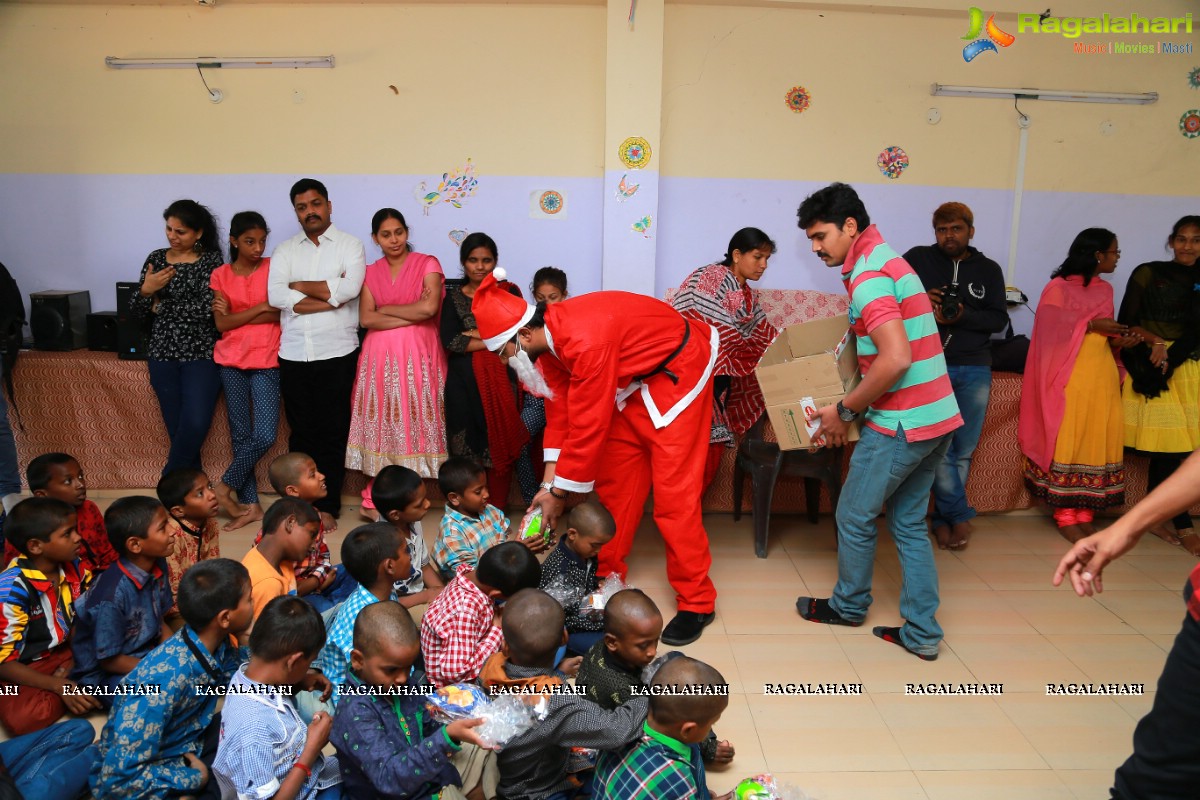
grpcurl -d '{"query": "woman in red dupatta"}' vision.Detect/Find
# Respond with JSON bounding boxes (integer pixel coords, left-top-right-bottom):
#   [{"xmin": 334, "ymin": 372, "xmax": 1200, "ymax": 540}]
[
  {"xmin": 1019, "ymin": 228, "xmax": 1140, "ymax": 543},
  {"xmin": 440, "ymin": 232, "xmax": 528, "ymax": 507},
  {"xmin": 671, "ymin": 227, "xmax": 779, "ymax": 488}
]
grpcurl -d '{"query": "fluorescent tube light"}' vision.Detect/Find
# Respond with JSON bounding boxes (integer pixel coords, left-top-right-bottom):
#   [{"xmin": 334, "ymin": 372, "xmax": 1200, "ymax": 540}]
[
  {"xmin": 931, "ymin": 84, "xmax": 1157, "ymax": 104},
  {"xmin": 106, "ymin": 56, "xmax": 334, "ymax": 69}
]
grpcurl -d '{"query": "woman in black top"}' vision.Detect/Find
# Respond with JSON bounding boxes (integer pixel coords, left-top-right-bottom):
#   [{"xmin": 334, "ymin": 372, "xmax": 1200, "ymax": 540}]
[
  {"xmin": 1119, "ymin": 215, "xmax": 1200, "ymax": 554},
  {"xmin": 129, "ymin": 199, "xmax": 224, "ymax": 474}
]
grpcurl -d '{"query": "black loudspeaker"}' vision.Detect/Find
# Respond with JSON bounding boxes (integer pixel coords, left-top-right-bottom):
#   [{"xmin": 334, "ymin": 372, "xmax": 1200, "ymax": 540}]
[
  {"xmin": 86, "ymin": 311, "xmax": 119, "ymax": 352},
  {"xmin": 115, "ymin": 281, "xmax": 150, "ymax": 361},
  {"xmin": 30, "ymin": 290, "xmax": 91, "ymax": 351}
]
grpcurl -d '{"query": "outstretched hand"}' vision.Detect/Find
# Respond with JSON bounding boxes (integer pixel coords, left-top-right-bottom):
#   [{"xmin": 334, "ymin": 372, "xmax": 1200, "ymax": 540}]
[{"xmin": 1052, "ymin": 523, "xmax": 1142, "ymax": 597}]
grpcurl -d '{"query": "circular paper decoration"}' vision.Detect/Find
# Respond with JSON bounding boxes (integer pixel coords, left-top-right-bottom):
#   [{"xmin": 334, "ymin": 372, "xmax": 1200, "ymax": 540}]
[
  {"xmin": 877, "ymin": 146, "xmax": 910, "ymax": 179},
  {"xmin": 1189, "ymin": 67, "xmax": 1200, "ymax": 89},
  {"xmin": 618, "ymin": 136, "xmax": 652, "ymax": 169},
  {"xmin": 538, "ymin": 190, "xmax": 564, "ymax": 215},
  {"xmin": 1181, "ymin": 110, "xmax": 1200, "ymax": 139},
  {"xmin": 785, "ymin": 85, "xmax": 811, "ymax": 114}
]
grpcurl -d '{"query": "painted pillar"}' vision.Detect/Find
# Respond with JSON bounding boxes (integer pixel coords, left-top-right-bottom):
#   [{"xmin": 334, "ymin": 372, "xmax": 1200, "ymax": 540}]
[{"xmin": 601, "ymin": 0, "xmax": 663, "ymax": 294}]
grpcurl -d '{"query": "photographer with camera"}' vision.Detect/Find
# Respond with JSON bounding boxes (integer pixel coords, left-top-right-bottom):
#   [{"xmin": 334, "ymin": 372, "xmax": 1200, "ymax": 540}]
[{"xmin": 905, "ymin": 202, "xmax": 1007, "ymax": 551}]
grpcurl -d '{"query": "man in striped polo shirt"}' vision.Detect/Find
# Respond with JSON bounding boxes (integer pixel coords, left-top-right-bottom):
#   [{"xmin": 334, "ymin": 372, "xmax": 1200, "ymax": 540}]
[{"xmin": 794, "ymin": 183, "xmax": 962, "ymax": 661}]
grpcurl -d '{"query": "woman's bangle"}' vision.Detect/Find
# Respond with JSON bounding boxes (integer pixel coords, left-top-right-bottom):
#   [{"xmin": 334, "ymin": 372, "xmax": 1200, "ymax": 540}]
[
  {"xmin": 549, "ymin": 486, "xmax": 568, "ymax": 500},
  {"xmin": 292, "ymin": 761, "xmax": 312, "ymax": 779},
  {"xmin": 1153, "ymin": 341, "xmax": 1166, "ymax": 348}
]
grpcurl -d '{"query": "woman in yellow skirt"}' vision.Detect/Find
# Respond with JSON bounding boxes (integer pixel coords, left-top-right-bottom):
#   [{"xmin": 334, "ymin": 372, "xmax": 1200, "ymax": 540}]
[
  {"xmin": 1020, "ymin": 228, "xmax": 1140, "ymax": 543},
  {"xmin": 1119, "ymin": 215, "xmax": 1200, "ymax": 555}
]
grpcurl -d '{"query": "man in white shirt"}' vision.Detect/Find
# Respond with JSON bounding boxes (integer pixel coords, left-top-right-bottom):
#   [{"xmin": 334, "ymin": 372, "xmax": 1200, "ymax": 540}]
[{"xmin": 267, "ymin": 178, "xmax": 366, "ymax": 527}]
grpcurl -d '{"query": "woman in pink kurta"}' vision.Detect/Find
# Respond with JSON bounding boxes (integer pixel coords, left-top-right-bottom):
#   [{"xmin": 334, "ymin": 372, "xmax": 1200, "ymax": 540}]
[{"xmin": 346, "ymin": 209, "xmax": 447, "ymax": 508}]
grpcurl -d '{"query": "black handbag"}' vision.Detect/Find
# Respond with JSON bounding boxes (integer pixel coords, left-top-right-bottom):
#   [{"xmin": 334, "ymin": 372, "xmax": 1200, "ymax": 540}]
[{"xmin": 991, "ymin": 319, "xmax": 1030, "ymax": 374}]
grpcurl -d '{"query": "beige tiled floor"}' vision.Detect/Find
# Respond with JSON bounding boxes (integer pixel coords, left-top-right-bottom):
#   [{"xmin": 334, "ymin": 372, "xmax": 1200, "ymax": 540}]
[{"xmin": 88, "ymin": 492, "xmax": 1199, "ymax": 799}]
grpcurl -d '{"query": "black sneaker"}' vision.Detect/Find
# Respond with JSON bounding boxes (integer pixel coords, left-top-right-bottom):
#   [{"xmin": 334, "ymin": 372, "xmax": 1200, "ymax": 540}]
[
  {"xmin": 661, "ymin": 611, "xmax": 716, "ymax": 645},
  {"xmin": 796, "ymin": 596, "xmax": 862, "ymax": 627}
]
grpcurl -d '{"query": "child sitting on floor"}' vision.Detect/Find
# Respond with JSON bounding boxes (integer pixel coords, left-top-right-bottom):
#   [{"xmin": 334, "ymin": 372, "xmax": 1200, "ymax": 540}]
[
  {"xmin": 266, "ymin": 452, "xmax": 354, "ymax": 611},
  {"xmin": 91, "ymin": 558, "xmax": 254, "ymax": 800},
  {"xmin": 333, "ymin": 601, "xmax": 493, "ymax": 800},
  {"xmin": 373, "ymin": 464, "xmax": 446, "ymax": 608},
  {"xmin": 213, "ymin": 596, "xmax": 340, "ymax": 800},
  {"xmin": 3, "ymin": 451, "xmax": 119, "ymax": 573},
  {"xmin": 313, "ymin": 521, "xmax": 410, "ymax": 706},
  {"xmin": 432, "ymin": 457, "xmax": 545, "ymax": 581},
  {"xmin": 157, "ymin": 468, "xmax": 221, "ymax": 615},
  {"xmin": 539, "ymin": 499, "xmax": 616, "ymax": 657},
  {"xmin": 0, "ymin": 497, "xmax": 99, "ymax": 736},
  {"xmin": 243, "ymin": 497, "xmax": 320, "ymax": 626},
  {"xmin": 477, "ymin": 589, "xmax": 650, "ymax": 800},
  {"xmin": 593, "ymin": 656, "xmax": 730, "ymax": 800},
  {"xmin": 421, "ymin": 540, "xmax": 541, "ymax": 688},
  {"xmin": 70, "ymin": 496, "xmax": 174, "ymax": 706},
  {"xmin": 577, "ymin": 589, "xmax": 734, "ymax": 766}
]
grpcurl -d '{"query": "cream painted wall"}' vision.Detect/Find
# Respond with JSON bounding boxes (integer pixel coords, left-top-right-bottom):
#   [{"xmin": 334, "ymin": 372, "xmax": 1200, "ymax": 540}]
[
  {"xmin": 661, "ymin": 2, "xmax": 1199, "ymax": 194},
  {"xmin": 0, "ymin": 3, "xmax": 606, "ymax": 176}
]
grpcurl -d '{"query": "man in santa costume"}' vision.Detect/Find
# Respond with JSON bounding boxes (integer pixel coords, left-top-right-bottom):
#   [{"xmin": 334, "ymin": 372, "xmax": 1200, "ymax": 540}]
[{"xmin": 472, "ymin": 268, "xmax": 720, "ymax": 645}]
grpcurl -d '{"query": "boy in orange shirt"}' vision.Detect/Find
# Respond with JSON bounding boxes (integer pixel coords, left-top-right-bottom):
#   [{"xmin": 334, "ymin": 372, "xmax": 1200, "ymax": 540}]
[{"xmin": 242, "ymin": 497, "xmax": 320, "ymax": 627}]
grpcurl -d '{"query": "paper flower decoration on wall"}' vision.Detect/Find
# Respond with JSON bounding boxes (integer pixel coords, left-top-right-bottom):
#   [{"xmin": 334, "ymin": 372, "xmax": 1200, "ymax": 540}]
[
  {"xmin": 1189, "ymin": 67, "xmax": 1200, "ymax": 89},
  {"xmin": 785, "ymin": 86, "xmax": 812, "ymax": 114},
  {"xmin": 619, "ymin": 137, "xmax": 652, "ymax": 169},
  {"xmin": 877, "ymin": 146, "xmax": 910, "ymax": 179},
  {"xmin": 1181, "ymin": 110, "xmax": 1200, "ymax": 139},
  {"xmin": 539, "ymin": 191, "xmax": 564, "ymax": 215}
]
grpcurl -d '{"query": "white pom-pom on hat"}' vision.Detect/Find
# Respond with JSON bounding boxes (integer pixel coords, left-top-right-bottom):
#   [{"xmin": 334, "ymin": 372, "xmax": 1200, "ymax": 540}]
[{"xmin": 493, "ymin": 267, "xmax": 507, "ymax": 282}]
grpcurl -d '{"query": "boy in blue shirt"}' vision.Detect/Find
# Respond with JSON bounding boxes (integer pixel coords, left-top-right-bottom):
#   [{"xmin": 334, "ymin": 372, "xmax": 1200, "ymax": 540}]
[
  {"xmin": 91, "ymin": 558, "xmax": 254, "ymax": 800},
  {"xmin": 70, "ymin": 496, "xmax": 174, "ymax": 706},
  {"xmin": 214, "ymin": 596, "xmax": 340, "ymax": 800}
]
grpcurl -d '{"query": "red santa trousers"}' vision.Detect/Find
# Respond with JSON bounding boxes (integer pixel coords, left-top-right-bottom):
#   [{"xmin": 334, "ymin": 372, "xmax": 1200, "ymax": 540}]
[{"xmin": 593, "ymin": 376, "xmax": 717, "ymax": 614}]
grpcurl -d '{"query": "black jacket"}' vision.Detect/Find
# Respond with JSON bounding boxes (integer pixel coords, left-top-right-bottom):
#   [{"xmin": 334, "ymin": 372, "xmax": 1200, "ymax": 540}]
[{"xmin": 904, "ymin": 244, "xmax": 1008, "ymax": 367}]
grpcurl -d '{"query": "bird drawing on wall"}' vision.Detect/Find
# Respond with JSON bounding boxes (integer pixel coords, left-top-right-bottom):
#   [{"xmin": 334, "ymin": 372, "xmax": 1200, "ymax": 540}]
[
  {"xmin": 414, "ymin": 182, "xmax": 440, "ymax": 216},
  {"xmin": 414, "ymin": 159, "xmax": 480, "ymax": 216}
]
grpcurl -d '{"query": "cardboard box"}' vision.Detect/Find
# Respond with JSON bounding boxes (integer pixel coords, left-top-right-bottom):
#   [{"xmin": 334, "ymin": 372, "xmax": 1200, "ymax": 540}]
[{"xmin": 755, "ymin": 314, "xmax": 862, "ymax": 449}]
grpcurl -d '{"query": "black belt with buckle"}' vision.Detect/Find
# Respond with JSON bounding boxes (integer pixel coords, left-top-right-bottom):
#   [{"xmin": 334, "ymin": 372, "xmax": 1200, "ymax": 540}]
[{"xmin": 632, "ymin": 320, "xmax": 691, "ymax": 386}]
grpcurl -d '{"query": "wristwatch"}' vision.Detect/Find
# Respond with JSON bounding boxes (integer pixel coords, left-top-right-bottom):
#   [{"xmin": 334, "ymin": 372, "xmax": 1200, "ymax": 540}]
[
  {"xmin": 836, "ymin": 400, "xmax": 859, "ymax": 422},
  {"xmin": 538, "ymin": 482, "xmax": 553, "ymax": 492}
]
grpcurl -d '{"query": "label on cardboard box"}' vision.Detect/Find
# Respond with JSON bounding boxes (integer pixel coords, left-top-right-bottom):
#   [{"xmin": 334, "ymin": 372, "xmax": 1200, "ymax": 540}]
[{"xmin": 755, "ymin": 314, "xmax": 862, "ymax": 450}]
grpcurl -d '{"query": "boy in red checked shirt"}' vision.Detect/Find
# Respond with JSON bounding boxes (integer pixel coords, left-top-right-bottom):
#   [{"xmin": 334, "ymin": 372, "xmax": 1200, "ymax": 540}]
[
  {"xmin": 3, "ymin": 453, "xmax": 119, "ymax": 574},
  {"xmin": 420, "ymin": 541, "xmax": 542, "ymax": 688}
]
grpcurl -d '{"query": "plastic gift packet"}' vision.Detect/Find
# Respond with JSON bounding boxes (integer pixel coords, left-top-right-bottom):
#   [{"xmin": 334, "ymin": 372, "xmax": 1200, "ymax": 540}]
[
  {"xmin": 425, "ymin": 684, "xmax": 541, "ymax": 749},
  {"xmin": 640, "ymin": 650, "xmax": 684, "ymax": 684},
  {"xmin": 426, "ymin": 683, "xmax": 490, "ymax": 720},
  {"xmin": 519, "ymin": 508, "xmax": 549, "ymax": 542},
  {"xmin": 733, "ymin": 774, "xmax": 813, "ymax": 800},
  {"xmin": 542, "ymin": 573, "xmax": 586, "ymax": 610},
  {"xmin": 579, "ymin": 573, "xmax": 630, "ymax": 623},
  {"xmin": 566, "ymin": 746, "xmax": 599, "ymax": 774}
]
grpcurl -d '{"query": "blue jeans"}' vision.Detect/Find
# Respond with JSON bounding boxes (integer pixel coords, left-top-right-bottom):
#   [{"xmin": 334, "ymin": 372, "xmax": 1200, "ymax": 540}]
[
  {"xmin": 931, "ymin": 366, "xmax": 991, "ymax": 528},
  {"xmin": 302, "ymin": 564, "xmax": 357, "ymax": 613},
  {"xmin": 567, "ymin": 630, "xmax": 604, "ymax": 657},
  {"xmin": 219, "ymin": 367, "xmax": 280, "ymax": 504},
  {"xmin": 830, "ymin": 425, "xmax": 952, "ymax": 657},
  {"xmin": 147, "ymin": 358, "xmax": 222, "ymax": 475},
  {"xmin": 0, "ymin": 718, "xmax": 97, "ymax": 800},
  {"xmin": 0, "ymin": 355, "xmax": 21, "ymax": 497}
]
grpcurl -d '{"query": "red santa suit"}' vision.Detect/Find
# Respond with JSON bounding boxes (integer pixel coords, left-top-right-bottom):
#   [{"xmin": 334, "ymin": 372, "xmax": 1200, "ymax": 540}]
[{"xmin": 474, "ymin": 275, "xmax": 718, "ymax": 613}]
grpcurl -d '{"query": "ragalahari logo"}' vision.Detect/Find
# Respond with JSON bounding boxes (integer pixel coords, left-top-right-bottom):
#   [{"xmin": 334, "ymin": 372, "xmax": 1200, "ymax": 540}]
[{"xmin": 962, "ymin": 7, "xmax": 1016, "ymax": 61}]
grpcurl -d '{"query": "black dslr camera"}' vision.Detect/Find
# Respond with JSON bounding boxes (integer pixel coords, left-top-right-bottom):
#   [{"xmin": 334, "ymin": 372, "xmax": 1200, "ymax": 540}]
[{"xmin": 940, "ymin": 282, "xmax": 962, "ymax": 320}]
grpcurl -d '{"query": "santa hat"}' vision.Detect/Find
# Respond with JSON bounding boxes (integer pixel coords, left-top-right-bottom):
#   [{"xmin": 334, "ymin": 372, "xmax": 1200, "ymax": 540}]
[{"xmin": 472, "ymin": 268, "xmax": 536, "ymax": 352}]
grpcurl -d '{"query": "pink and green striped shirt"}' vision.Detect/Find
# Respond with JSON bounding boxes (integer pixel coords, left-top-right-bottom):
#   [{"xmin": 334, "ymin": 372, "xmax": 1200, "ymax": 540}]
[{"xmin": 841, "ymin": 225, "xmax": 962, "ymax": 442}]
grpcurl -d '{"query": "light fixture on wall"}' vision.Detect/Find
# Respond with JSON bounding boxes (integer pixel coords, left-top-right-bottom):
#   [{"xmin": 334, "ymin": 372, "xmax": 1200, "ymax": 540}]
[
  {"xmin": 931, "ymin": 84, "xmax": 1157, "ymax": 105},
  {"xmin": 105, "ymin": 56, "xmax": 335, "ymax": 69}
]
